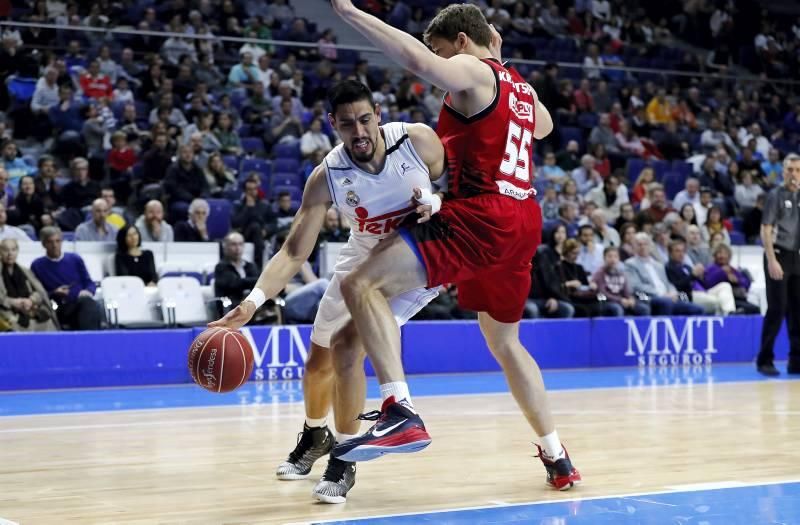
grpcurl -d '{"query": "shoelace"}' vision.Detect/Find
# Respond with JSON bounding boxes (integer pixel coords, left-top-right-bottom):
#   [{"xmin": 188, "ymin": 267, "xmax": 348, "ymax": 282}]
[
  {"xmin": 287, "ymin": 428, "xmax": 316, "ymax": 463},
  {"xmin": 321, "ymin": 457, "xmax": 349, "ymax": 482},
  {"xmin": 356, "ymin": 409, "xmax": 383, "ymax": 422}
]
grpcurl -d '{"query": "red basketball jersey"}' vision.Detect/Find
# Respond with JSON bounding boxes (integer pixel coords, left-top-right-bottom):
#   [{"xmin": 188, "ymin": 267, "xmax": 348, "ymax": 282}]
[{"xmin": 436, "ymin": 58, "xmax": 537, "ymax": 200}]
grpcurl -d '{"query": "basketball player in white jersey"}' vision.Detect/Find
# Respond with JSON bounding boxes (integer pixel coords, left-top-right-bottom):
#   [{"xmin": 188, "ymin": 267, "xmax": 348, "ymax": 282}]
[{"xmin": 210, "ymin": 80, "xmax": 444, "ymax": 503}]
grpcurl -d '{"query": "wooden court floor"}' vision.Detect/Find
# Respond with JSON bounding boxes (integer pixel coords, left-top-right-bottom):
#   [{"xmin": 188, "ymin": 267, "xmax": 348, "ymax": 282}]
[{"xmin": 1, "ymin": 380, "xmax": 799, "ymax": 524}]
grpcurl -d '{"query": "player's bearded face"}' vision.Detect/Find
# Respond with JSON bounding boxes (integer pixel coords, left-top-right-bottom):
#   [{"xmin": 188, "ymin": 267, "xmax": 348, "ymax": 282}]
[{"xmin": 333, "ymin": 102, "xmax": 381, "ymax": 162}]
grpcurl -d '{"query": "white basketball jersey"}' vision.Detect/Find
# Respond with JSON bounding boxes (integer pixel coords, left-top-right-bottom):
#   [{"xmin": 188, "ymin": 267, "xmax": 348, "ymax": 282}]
[{"xmin": 323, "ymin": 122, "xmax": 432, "ymax": 249}]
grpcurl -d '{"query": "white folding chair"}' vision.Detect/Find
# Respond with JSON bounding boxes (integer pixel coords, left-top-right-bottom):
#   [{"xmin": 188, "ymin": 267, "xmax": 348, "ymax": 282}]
[
  {"xmin": 100, "ymin": 276, "xmax": 165, "ymax": 328},
  {"xmin": 158, "ymin": 276, "xmax": 212, "ymax": 327}
]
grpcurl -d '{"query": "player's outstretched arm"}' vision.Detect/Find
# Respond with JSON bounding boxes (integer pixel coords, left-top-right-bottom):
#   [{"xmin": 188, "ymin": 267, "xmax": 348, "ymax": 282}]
[
  {"xmin": 407, "ymin": 124, "xmax": 445, "ymax": 223},
  {"xmin": 331, "ymin": 0, "xmax": 492, "ymax": 94},
  {"xmin": 209, "ymin": 166, "xmax": 332, "ymax": 329},
  {"xmin": 534, "ymin": 98, "xmax": 554, "ymax": 140}
]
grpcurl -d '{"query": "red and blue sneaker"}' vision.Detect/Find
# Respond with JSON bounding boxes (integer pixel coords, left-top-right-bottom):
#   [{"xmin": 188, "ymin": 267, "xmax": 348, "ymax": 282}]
[
  {"xmin": 332, "ymin": 396, "xmax": 431, "ymax": 462},
  {"xmin": 535, "ymin": 444, "xmax": 582, "ymax": 491}
]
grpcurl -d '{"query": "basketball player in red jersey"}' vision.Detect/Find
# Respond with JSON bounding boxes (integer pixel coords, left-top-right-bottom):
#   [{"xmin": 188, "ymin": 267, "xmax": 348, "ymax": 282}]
[{"xmin": 329, "ymin": 2, "xmax": 581, "ymax": 490}]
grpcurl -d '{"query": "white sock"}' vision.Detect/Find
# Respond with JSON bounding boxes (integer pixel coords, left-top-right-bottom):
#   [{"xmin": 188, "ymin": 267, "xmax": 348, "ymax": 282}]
[
  {"xmin": 539, "ymin": 430, "xmax": 565, "ymax": 459},
  {"xmin": 305, "ymin": 416, "xmax": 327, "ymax": 428},
  {"xmin": 334, "ymin": 432, "xmax": 358, "ymax": 444},
  {"xmin": 380, "ymin": 381, "xmax": 412, "ymax": 406}
]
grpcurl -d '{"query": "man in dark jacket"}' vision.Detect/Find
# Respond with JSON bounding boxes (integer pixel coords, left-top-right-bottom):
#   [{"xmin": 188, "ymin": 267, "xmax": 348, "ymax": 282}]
[
  {"xmin": 163, "ymin": 144, "xmax": 208, "ymax": 221},
  {"xmin": 231, "ymin": 174, "xmax": 276, "ymax": 267},
  {"xmin": 214, "ymin": 232, "xmax": 259, "ymax": 305}
]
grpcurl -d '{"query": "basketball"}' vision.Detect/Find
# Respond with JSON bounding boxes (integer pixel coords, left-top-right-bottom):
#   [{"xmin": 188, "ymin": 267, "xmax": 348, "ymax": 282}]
[{"xmin": 188, "ymin": 328, "xmax": 254, "ymax": 393}]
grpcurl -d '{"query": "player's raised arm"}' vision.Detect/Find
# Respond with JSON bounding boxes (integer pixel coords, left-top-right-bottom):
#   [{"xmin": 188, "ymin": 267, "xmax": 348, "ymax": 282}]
[
  {"xmin": 209, "ymin": 165, "xmax": 332, "ymax": 329},
  {"xmin": 331, "ymin": 0, "xmax": 492, "ymax": 95},
  {"xmin": 534, "ymin": 98, "xmax": 554, "ymax": 140}
]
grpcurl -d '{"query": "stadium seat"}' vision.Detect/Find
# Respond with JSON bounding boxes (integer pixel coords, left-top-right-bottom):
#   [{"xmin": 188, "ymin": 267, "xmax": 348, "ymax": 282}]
[
  {"xmin": 271, "ymin": 185, "xmax": 303, "ymax": 202},
  {"xmin": 6, "ymin": 76, "xmax": 37, "ymax": 103},
  {"xmin": 271, "ymin": 172, "xmax": 304, "ymax": 189},
  {"xmin": 74, "ymin": 242, "xmax": 116, "ymax": 283},
  {"xmin": 206, "ymin": 199, "xmax": 232, "ymax": 241},
  {"xmin": 672, "ymin": 161, "xmax": 693, "ymax": 179},
  {"xmin": 100, "ymin": 276, "xmax": 165, "ymax": 329},
  {"xmin": 157, "ymin": 277, "xmax": 211, "ymax": 327},
  {"xmin": 626, "ymin": 158, "xmax": 647, "ymax": 182},
  {"xmin": 222, "ymin": 155, "xmax": 240, "ymax": 173},
  {"xmin": 662, "ymin": 171, "xmax": 687, "ymax": 200},
  {"xmin": 559, "ymin": 127, "xmax": 584, "ymax": 150},
  {"xmin": 273, "ymin": 142, "xmax": 301, "ymax": 159},
  {"xmin": 241, "ymin": 137, "xmax": 265, "ymax": 155},
  {"xmin": 729, "ymin": 231, "xmax": 746, "ymax": 246},
  {"xmin": 240, "ymin": 158, "xmax": 271, "ymax": 179},
  {"xmin": 652, "ymin": 160, "xmax": 670, "ymax": 182},
  {"xmin": 273, "ymin": 158, "xmax": 301, "ymax": 174}
]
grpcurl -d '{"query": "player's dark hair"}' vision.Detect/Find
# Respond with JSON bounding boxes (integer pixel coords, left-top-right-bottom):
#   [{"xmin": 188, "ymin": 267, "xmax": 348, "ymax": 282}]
[
  {"xmin": 423, "ymin": 4, "xmax": 492, "ymax": 48},
  {"xmin": 327, "ymin": 80, "xmax": 375, "ymax": 114}
]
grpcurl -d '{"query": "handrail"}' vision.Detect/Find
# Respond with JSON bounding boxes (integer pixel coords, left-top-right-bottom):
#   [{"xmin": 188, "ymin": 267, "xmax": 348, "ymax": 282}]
[{"xmin": 2, "ymin": 20, "xmax": 799, "ymax": 86}]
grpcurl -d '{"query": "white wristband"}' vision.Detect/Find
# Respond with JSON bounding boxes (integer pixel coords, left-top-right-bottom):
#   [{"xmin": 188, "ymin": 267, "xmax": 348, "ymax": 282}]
[
  {"xmin": 416, "ymin": 188, "xmax": 442, "ymax": 215},
  {"xmin": 244, "ymin": 288, "xmax": 266, "ymax": 309}
]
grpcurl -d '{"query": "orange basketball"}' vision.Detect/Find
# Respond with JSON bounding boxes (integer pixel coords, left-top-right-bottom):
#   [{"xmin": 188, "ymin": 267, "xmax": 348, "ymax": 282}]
[{"xmin": 188, "ymin": 328, "xmax": 254, "ymax": 393}]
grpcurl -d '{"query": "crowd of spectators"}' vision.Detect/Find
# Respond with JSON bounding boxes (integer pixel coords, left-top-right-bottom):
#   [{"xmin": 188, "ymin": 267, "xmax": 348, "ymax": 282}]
[{"xmin": 0, "ymin": 0, "xmax": 797, "ymax": 330}]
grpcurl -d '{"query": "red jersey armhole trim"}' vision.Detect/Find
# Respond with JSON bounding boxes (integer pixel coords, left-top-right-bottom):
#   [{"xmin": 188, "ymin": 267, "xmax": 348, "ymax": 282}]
[{"xmin": 441, "ymin": 60, "xmax": 501, "ymax": 125}]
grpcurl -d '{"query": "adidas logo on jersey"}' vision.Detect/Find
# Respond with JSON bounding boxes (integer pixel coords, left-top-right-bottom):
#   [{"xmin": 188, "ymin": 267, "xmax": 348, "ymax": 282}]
[{"xmin": 341, "ymin": 178, "xmax": 353, "ymax": 186}]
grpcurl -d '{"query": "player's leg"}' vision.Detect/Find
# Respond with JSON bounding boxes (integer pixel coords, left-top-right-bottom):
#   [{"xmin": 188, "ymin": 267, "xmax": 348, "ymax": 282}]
[
  {"xmin": 275, "ymin": 342, "xmax": 335, "ymax": 480},
  {"xmin": 313, "ymin": 320, "xmax": 364, "ymax": 504},
  {"xmin": 334, "ymin": 245, "xmax": 435, "ymax": 462},
  {"xmin": 477, "ymin": 311, "xmax": 581, "ymax": 491}
]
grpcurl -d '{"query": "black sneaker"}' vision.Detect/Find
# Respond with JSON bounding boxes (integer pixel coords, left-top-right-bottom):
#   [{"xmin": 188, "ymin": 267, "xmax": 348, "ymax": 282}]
[
  {"xmin": 787, "ymin": 362, "xmax": 800, "ymax": 374},
  {"xmin": 535, "ymin": 444, "xmax": 582, "ymax": 491},
  {"xmin": 276, "ymin": 424, "xmax": 334, "ymax": 480},
  {"xmin": 757, "ymin": 363, "xmax": 780, "ymax": 377},
  {"xmin": 332, "ymin": 396, "xmax": 431, "ymax": 462},
  {"xmin": 312, "ymin": 456, "xmax": 356, "ymax": 504}
]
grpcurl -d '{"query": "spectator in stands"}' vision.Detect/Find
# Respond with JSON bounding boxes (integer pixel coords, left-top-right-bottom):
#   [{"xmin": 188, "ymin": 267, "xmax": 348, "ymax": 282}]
[
  {"xmin": 268, "ymin": 99, "xmax": 303, "ymax": 145},
  {"xmin": 638, "ymin": 186, "xmax": 674, "ymax": 224},
  {"xmin": 75, "ymin": 198, "xmax": 118, "ymax": 242},
  {"xmin": 573, "ymin": 79, "xmax": 594, "ymax": 113},
  {"xmin": 556, "ymin": 140, "xmax": 581, "ymax": 171},
  {"xmin": 527, "ymin": 224, "xmax": 575, "ymax": 319},
  {"xmin": 572, "ymin": 154, "xmax": 602, "ymax": 195},
  {"xmin": 761, "ymin": 148, "xmax": 783, "ymax": 186},
  {"xmin": 0, "ymin": 239, "xmax": 58, "ymax": 332},
  {"xmin": 704, "ymin": 244, "xmax": 760, "ymax": 314},
  {"xmin": 540, "ymin": 186, "xmax": 560, "ymax": 221},
  {"xmin": 576, "ymin": 224, "xmax": 604, "ymax": 275},
  {"xmin": 175, "ymin": 198, "xmax": 210, "ymax": 242},
  {"xmin": 0, "ymin": 201, "xmax": 29, "ymax": 242},
  {"xmin": 2, "ymin": 140, "xmax": 35, "ymax": 188},
  {"xmin": 31, "ymin": 227, "xmax": 102, "ymax": 330},
  {"xmin": 99, "ymin": 188, "xmax": 126, "ymax": 230},
  {"xmin": 538, "ymin": 152, "xmax": 568, "ymax": 190},
  {"xmin": 300, "ymin": 118, "xmax": 333, "ymax": 159},
  {"xmin": 558, "ymin": 238, "xmax": 619, "ymax": 317},
  {"xmin": 164, "ymin": 145, "xmax": 208, "ymax": 220},
  {"xmin": 615, "ymin": 119, "xmax": 646, "ymax": 156},
  {"xmin": 618, "ymin": 222, "xmax": 637, "ymax": 260},
  {"xmin": 13, "ymin": 176, "xmax": 44, "ymax": 234},
  {"xmin": 582, "ymin": 42, "xmax": 604, "ymax": 79},
  {"xmin": 665, "ymin": 240, "xmax": 736, "ymax": 315},
  {"xmin": 742, "ymin": 193, "xmax": 765, "ymax": 244},
  {"xmin": 0, "ymin": 167, "xmax": 11, "ymax": 210},
  {"xmin": 586, "ymin": 174, "xmax": 628, "ymax": 222},
  {"xmin": 700, "ymin": 117, "xmax": 737, "ymax": 154},
  {"xmin": 592, "ymin": 246, "xmax": 650, "ymax": 317},
  {"xmin": 135, "ymin": 200, "xmax": 174, "ymax": 243},
  {"xmin": 79, "ymin": 60, "xmax": 112, "ymax": 100},
  {"xmin": 319, "ymin": 208, "xmax": 349, "ymax": 244},
  {"xmin": 149, "ymin": 94, "xmax": 187, "ymax": 130},
  {"xmin": 615, "ymin": 203, "xmax": 636, "ymax": 231},
  {"xmin": 213, "ymin": 112, "xmax": 243, "ymax": 157},
  {"xmin": 590, "ymin": 144, "xmax": 611, "ymax": 177},
  {"xmin": 140, "ymin": 132, "xmax": 174, "ymax": 191},
  {"xmin": 630, "ymin": 166, "xmax": 655, "ymax": 206},
  {"xmin": 590, "ymin": 209, "xmax": 620, "ymax": 247},
  {"xmin": 35, "ymin": 156, "xmax": 60, "ymax": 218},
  {"xmin": 59, "ymin": 158, "xmax": 100, "ymax": 231},
  {"xmin": 657, "ymin": 121, "xmax": 689, "ymax": 160},
  {"xmin": 700, "ymin": 205, "xmax": 730, "ymax": 245},
  {"xmin": 646, "ymin": 88, "xmax": 674, "ymax": 126},
  {"xmin": 114, "ymin": 225, "xmax": 157, "ymax": 287},
  {"xmin": 232, "ymin": 174, "xmax": 274, "ymax": 269},
  {"xmin": 589, "ymin": 113, "xmax": 621, "ymax": 155},
  {"xmin": 227, "ymin": 51, "xmax": 260, "ymax": 95},
  {"xmin": 30, "ymin": 66, "xmax": 60, "ymax": 139},
  {"xmin": 625, "ymin": 233, "xmax": 704, "ymax": 316},
  {"xmin": 205, "ymin": 154, "xmax": 236, "ymax": 200},
  {"xmin": 685, "ymin": 225, "xmax": 711, "ymax": 266},
  {"xmin": 735, "ymin": 171, "xmax": 764, "ymax": 213},
  {"xmin": 214, "ymin": 231, "xmax": 259, "ymax": 305},
  {"xmin": 673, "ymin": 177, "xmax": 701, "ymax": 213}
]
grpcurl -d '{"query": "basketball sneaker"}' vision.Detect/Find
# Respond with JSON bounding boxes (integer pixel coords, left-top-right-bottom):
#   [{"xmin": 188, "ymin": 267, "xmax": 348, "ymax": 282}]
[
  {"xmin": 275, "ymin": 424, "xmax": 333, "ymax": 480},
  {"xmin": 535, "ymin": 444, "xmax": 582, "ymax": 491},
  {"xmin": 331, "ymin": 396, "xmax": 431, "ymax": 462},
  {"xmin": 312, "ymin": 456, "xmax": 357, "ymax": 504}
]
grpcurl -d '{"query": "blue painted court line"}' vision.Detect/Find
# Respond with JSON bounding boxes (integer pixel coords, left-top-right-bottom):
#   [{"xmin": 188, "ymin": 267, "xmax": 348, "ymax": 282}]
[
  {"xmin": 0, "ymin": 362, "xmax": 795, "ymax": 417},
  {"xmin": 312, "ymin": 481, "xmax": 800, "ymax": 525}
]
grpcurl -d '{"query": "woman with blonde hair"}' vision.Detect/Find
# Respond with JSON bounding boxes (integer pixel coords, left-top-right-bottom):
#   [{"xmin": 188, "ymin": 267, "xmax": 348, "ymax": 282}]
[{"xmin": 0, "ymin": 239, "xmax": 58, "ymax": 332}]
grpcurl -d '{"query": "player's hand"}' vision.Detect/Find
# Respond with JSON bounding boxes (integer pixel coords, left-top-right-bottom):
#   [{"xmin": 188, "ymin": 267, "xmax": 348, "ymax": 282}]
[
  {"xmin": 208, "ymin": 301, "xmax": 257, "ymax": 330},
  {"xmin": 489, "ymin": 24, "xmax": 503, "ymax": 62},
  {"xmin": 412, "ymin": 187, "xmax": 433, "ymax": 223},
  {"xmin": 767, "ymin": 258, "xmax": 784, "ymax": 280},
  {"xmin": 331, "ymin": 0, "xmax": 356, "ymax": 16}
]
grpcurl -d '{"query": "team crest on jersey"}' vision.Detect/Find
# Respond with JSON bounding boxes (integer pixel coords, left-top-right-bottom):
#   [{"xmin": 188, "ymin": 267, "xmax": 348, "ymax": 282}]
[
  {"xmin": 346, "ymin": 190, "xmax": 360, "ymax": 207},
  {"xmin": 509, "ymin": 92, "xmax": 533, "ymax": 123}
]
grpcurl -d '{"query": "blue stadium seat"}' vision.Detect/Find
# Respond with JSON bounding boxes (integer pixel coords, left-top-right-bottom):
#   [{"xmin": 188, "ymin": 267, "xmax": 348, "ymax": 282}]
[
  {"xmin": 672, "ymin": 161, "xmax": 693, "ymax": 179},
  {"xmin": 206, "ymin": 199, "xmax": 232, "ymax": 241},
  {"xmin": 652, "ymin": 160, "xmax": 670, "ymax": 182},
  {"xmin": 273, "ymin": 158, "xmax": 300, "ymax": 174},
  {"xmin": 241, "ymin": 137, "xmax": 265, "ymax": 155},
  {"xmin": 559, "ymin": 126, "xmax": 584, "ymax": 150},
  {"xmin": 62, "ymin": 231, "xmax": 75, "ymax": 242},
  {"xmin": 626, "ymin": 158, "xmax": 647, "ymax": 182},
  {"xmin": 236, "ymin": 124, "xmax": 251, "ymax": 137},
  {"xmin": 577, "ymin": 112, "xmax": 599, "ymax": 130},
  {"xmin": 161, "ymin": 271, "xmax": 203, "ymax": 283},
  {"xmin": 729, "ymin": 231, "xmax": 745, "ymax": 246},
  {"xmin": 222, "ymin": 155, "xmax": 240, "ymax": 173},
  {"xmin": 271, "ymin": 172, "xmax": 304, "ymax": 188},
  {"xmin": 240, "ymin": 158, "xmax": 271, "ymax": 179},
  {"xmin": 7, "ymin": 77, "xmax": 37, "ymax": 103},
  {"xmin": 273, "ymin": 142, "xmax": 301, "ymax": 159},
  {"xmin": 731, "ymin": 217, "xmax": 744, "ymax": 232},
  {"xmin": 662, "ymin": 171, "xmax": 687, "ymax": 200}
]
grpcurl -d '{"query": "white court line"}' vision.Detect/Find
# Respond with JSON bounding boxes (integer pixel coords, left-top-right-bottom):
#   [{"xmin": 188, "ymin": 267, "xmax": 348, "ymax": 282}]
[
  {"xmin": 665, "ymin": 481, "xmax": 749, "ymax": 491},
  {"xmin": 0, "ymin": 518, "xmax": 19, "ymax": 525},
  {"xmin": 283, "ymin": 478, "xmax": 800, "ymax": 525}
]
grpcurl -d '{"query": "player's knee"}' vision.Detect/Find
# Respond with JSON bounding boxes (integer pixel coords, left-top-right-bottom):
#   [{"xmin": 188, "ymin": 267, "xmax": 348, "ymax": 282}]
[
  {"xmin": 486, "ymin": 339, "xmax": 523, "ymax": 363},
  {"xmin": 304, "ymin": 344, "xmax": 333, "ymax": 379},
  {"xmin": 340, "ymin": 271, "xmax": 372, "ymax": 306}
]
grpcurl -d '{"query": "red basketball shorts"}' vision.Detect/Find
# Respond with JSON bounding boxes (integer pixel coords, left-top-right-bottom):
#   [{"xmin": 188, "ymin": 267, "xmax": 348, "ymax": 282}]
[{"xmin": 400, "ymin": 194, "xmax": 542, "ymax": 323}]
